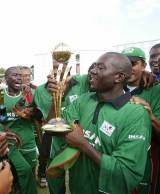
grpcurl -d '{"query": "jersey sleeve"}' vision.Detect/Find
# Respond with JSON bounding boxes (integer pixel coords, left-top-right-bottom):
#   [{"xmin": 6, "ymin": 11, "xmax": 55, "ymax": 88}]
[
  {"xmin": 61, "ymin": 96, "xmax": 81, "ymax": 125},
  {"xmin": 61, "ymin": 93, "xmax": 90, "ymax": 125},
  {"xmin": 34, "ymin": 84, "xmax": 52, "ymax": 120},
  {"xmin": 72, "ymin": 74, "xmax": 89, "ymax": 93},
  {"xmin": 99, "ymin": 107, "xmax": 151, "ymax": 194}
]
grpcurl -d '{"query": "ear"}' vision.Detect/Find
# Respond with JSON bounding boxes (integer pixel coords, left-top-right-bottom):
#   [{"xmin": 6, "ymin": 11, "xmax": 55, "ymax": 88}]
[{"xmin": 114, "ymin": 73, "xmax": 125, "ymax": 83}]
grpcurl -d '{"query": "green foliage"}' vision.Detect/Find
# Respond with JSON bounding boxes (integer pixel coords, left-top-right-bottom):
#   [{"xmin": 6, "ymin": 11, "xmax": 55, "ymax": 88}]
[{"xmin": 0, "ymin": 67, "xmax": 5, "ymax": 75}]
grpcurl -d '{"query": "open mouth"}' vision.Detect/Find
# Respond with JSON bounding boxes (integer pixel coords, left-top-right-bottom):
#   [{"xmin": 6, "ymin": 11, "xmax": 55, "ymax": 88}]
[
  {"xmin": 14, "ymin": 83, "xmax": 21, "ymax": 88},
  {"xmin": 89, "ymin": 76, "xmax": 96, "ymax": 84},
  {"xmin": 152, "ymin": 66, "xmax": 159, "ymax": 72}
]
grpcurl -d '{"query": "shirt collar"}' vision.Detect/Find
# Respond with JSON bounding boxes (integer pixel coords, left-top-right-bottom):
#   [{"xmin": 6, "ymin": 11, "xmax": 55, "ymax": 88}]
[
  {"xmin": 124, "ymin": 85, "xmax": 144, "ymax": 95},
  {"xmin": 69, "ymin": 78, "xmax": 78, "ymax": 87},
  {"xmin": 91, "ymin": 91, "xmax": 131, "ymax": 110},
  {"xmin": 108, "ymin": 92, "xmax": 131, "ymax": 109},
  {"xmin": 123, "ymin": 78, "xmax": 144, "ymax": 95},
  {"xmin": 91, "ymin": 91, "xmax": 131, "ymax": 124}
]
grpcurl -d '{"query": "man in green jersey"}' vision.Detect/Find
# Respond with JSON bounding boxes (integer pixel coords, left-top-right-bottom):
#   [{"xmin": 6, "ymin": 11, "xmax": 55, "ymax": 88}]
[
  {"xmin": 59, "ymin": 52, "xmax": 151, "ymax": 194},
  {"xmin": 122, "ymin": 47, "xmax": 160, "ymax": 194},
  {"xmin": 35, "ymin": 58, "xmax": 154, "ymax": 194},
  {"xmin": 34, "ymin": 70, "xmax": 89, "ymax": 193},
  {"xmin": 0, "ymin": 66, "xmax": 38, "ymax": 194}
]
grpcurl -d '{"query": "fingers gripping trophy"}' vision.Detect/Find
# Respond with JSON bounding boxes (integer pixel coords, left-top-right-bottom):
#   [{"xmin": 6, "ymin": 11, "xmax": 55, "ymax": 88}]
[{"xmin": 43, "ymin": 43, "xmax": 72, "ymax": 133}]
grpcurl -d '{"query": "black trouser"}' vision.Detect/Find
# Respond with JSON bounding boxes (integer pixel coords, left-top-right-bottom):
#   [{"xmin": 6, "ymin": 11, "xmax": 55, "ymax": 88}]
[{"xmin": 38, "ymin": 133, "xmax": 52, "ymax": 177}]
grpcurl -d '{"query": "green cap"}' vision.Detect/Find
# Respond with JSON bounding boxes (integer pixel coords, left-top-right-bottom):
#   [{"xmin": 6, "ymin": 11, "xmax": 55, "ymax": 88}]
[
  {"xmin": 46, "ymin": 147, "xmax": 80, "ymax": 177},
  {"xmin": 122, "ymin": 47, "xmax": 146, "ymax": 62}
]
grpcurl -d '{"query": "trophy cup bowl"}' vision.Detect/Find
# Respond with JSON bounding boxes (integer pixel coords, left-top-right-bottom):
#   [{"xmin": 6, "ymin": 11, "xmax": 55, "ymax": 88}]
[
  {"xmin": 52, "ymin": 42, "xmax": 72, "ymax": 63},
  {"xmin": 42, "ymin": 43, "xmax": 72, "ymax": 134}
]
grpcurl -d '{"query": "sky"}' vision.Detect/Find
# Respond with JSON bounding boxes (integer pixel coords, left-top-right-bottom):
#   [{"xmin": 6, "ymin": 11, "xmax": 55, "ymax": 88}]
[{"xmin": 0, "ymin": 0, "xmax": 160, "ymax": 84}]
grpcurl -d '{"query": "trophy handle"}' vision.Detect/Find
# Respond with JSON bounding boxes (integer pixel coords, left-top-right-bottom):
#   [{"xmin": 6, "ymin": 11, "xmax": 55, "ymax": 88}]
[{"xmin": 52, "ymin": 63, "xmax": 72, "ymax": 119}]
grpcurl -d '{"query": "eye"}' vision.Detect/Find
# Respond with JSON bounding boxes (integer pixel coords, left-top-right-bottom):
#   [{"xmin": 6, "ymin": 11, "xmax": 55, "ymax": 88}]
[
  {"xmin": 150, "ymin": 54, "xmax": 156, "ymax": 59},
  {"xmin": 97, "ymin": 63, "xmax": 105, "ymax": 70},
  {"xmin": 131, "ymin": 61, "xmax": 138, "ymax": 66}
]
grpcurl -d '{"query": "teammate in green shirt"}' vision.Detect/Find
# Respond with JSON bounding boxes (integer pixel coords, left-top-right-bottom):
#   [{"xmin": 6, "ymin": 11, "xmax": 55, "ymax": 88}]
[
  {"xmin": 59, "ymin": 52, "xmax": 151, "ymax": 194},
  {"xmin": 1, "ymin": 67, "xmax": 38, "ymax": 194},
  {"xmin": 34, "ymin": 72, "xmax": 89, "ymax": 193},
  {"xmin": 122, "ymin": 47, "xmax": 160, "ymax": 194}
]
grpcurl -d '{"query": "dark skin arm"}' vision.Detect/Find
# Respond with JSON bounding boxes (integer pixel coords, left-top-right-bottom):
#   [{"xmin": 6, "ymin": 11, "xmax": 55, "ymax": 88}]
[
  {"xmin": 142, "ymin": 71, "xmax": 156, "ymax": 88},
  {"xmin": 0, "ymin": 133, "xmax": 8, "ymax": 157},
  {"xmin": 64, "ymin": 124, "xmax": 102, "ymax": 166},
  {"xmin": 0, "ymin": 131, "xmax": 21, "ymax": 156}
]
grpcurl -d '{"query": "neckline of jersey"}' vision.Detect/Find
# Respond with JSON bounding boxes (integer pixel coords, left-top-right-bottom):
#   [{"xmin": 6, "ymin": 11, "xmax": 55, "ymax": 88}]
[{"xmin": 4, "ymin": 88, "xmax": 22, "ymax": 98}]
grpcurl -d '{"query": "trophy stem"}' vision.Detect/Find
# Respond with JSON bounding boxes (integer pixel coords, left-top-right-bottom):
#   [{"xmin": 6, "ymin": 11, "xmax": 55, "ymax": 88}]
[
  {"xmin": 53, "ymin": 92, "xmax": 57, "ymax": 118},
  {"xmin": 58, "ymin": 90, "xmax": 63, "ymax": 118}
]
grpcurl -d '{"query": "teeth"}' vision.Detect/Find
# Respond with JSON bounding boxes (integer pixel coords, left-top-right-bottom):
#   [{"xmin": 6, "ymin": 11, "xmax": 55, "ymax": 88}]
[{"xmin": 15, "ymin": 84, "xmax": 20, "ymax": 87}]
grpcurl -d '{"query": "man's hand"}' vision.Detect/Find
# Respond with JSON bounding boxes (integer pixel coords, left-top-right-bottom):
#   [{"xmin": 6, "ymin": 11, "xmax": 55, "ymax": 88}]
[
  {"xmin": 0, "ymin": 133, "xmax": 8, "ymax": 157},
  {"xmin": 13, "ymin": 106, "xmax": 34, "ymax": 120},
  {"xmin": 46, "ymin": 74, "xmax": 72, "ymax": 94},
  {"xmin": 3, "ymin": 128, "xmax": 21, "ymax": 148},
  {"xmin": 142, "ymin": 71, "xmax": 156, "ymax": 88},
  {"xmin": 0, "ymin": 161, "xmax": 13, "ymax": 194},
  {"xmin": 46, "ymin": 75, "xmax": 59, "ymax": 93},
  {"xmin": 21, "ymin": 84, "xmax": 32, "ymax": 96},
  {"xmin": 64, "ymin": 124, "xmax": 86, "ymax": 149},
  {"xmin": 22, "ymin": 107, "xmax": 34, "ymax": 119},
  {"xmin": 130, "ymin": 96, "xmax": 153, "ymax": 118},
  {"xmin": 6, "ymin": 131, "xmax": 21, "ymax": 148},
  {"xmin": 64, "ymin": 124, "xmax": 102, "ymax": 165}
]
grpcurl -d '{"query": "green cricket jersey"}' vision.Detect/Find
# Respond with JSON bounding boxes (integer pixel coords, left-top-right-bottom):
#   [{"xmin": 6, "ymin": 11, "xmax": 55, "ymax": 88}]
[
  {"xmin": 127, "ymin": 83, "xmax": 160, "ymax": 194},
  {"xmin": 0, "ymin": 89, "xmax": 36, "ymax": 153},
  {"xmin": 62, "ymin": 92, "xmax": 151, "ymax": 194}
]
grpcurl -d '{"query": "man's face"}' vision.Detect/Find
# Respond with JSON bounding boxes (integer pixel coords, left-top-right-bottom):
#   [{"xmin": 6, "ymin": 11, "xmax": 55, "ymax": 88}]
[
  {"xmin": 149, "ymin": 47, "xmax": 160, "ymax": 75},
  {"xmin": 89, "ymin": 57, "xmax": 117, "ymax": 92},
  {"xmin": 21, "ymin": 69, "xmax": 31, "ymax": 85},
  {"xmin": 6, "ymin": 68, "xmax": 22, "ymax": 91},
  {"xmin": 127, "ymin": 60, "xmax": 145, "ymax": 86}
]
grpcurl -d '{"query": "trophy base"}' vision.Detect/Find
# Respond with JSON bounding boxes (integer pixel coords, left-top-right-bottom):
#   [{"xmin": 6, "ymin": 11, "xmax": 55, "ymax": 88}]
[{"xmin": 42, "ymin": 118, "xmax": 72, "ymax": 134}]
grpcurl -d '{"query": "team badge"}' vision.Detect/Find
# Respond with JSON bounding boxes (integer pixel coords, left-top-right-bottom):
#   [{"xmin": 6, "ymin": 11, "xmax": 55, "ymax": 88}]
[
  {"xmin": 100, "ymin": 121, "xmax": 115, "ymax": 136},
  {"xmin": 69, "ymin": 95, "xmax": 78, "ymax": 103}
]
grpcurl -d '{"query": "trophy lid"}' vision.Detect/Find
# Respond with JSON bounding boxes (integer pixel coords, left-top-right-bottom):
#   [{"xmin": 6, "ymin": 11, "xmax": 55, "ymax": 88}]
[{"xmin": 52, "ymin": 43, "xmax": 72, "ymax": 63}]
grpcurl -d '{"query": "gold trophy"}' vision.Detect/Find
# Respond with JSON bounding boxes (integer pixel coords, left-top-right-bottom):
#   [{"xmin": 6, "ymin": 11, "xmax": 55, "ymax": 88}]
[{"xmin": 43, "ymin": 43, "xmax": 73, "ymax": 133}]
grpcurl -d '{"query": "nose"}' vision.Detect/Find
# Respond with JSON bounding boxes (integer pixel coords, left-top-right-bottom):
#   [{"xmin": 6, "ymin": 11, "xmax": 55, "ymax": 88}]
[
  {"xmin": 17, "ymin": 74, "xmax": 22, "ymax": 81},
  {"xmin": 90, "ymin": 66, "xmax": 97, "ymax": 75}
]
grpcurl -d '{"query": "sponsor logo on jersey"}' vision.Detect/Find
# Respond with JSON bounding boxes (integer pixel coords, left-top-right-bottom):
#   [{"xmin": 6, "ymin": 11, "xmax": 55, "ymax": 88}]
[
  {"xmin": 7, "ymin": 112, "xmax": 18, "ymax": 120},
  {"xmin": 84, "ymin": 130, "xmax": 101, "ymax": 147},
  {"xmin": 100, "ymin": 121, "xmax": 115, "ymax": 136},
  {"xmin": 69, "ymin": 95, "xmax": 78, "ymax": 103},
  {"xmin": 128, "ymin": 134, "xmax": 145, "ymax": 140}
]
